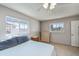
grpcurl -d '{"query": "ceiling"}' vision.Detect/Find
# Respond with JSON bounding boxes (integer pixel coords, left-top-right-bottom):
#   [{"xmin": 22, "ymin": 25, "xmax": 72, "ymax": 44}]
[{"xmin": 1, "ymin": 3, "xmax": 79, "ymax": 21}]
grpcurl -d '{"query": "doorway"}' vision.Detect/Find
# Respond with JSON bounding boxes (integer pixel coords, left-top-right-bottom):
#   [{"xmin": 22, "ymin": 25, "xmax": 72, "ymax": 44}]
[{"xmin": 71, "ymin": 21, "xmax": 79, "ymax": 47}]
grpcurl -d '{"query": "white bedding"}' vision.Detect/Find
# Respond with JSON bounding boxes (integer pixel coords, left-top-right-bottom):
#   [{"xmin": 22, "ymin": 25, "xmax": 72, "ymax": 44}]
[{"xmin": 0, "ymin": 40, "xmax": 56, "ymax": 56}]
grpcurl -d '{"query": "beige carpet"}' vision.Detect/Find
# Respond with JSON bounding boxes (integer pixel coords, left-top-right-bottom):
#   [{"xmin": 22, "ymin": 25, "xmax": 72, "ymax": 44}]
[{"xmin": 51, "ymin": 43, "xmax": 79, "ymax": 56}]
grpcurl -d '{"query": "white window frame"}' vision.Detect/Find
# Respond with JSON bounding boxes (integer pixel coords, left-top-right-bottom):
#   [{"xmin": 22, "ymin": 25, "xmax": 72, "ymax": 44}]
[
  {"xmin": 49, "ymin": 22, "xmax": 64, "ymax": 32},
  {"xmin": 5, "ymin": 16, "xmax": 30, "ymax": 37}
]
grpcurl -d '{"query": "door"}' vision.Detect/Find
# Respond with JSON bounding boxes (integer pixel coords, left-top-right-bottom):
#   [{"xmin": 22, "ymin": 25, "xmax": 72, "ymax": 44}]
[{"xmin": 71, "ymin": 21, "xmax": 79, "ymax": 47}]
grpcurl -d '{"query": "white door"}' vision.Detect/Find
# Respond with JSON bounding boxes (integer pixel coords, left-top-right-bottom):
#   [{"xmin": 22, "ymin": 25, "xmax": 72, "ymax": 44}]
[{"xmin": 71, "ymin": 21, "xmax": 79, "ymax": 47}]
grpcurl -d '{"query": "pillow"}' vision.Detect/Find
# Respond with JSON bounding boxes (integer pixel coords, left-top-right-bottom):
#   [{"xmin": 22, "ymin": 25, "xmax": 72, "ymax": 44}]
[
  {"xmin": 0, "ymin": 37, "xmax": 18, "ymax": 50},
  {"xmin": 16, "ymin": 36, "xmax": 29, "ymax": 44}
]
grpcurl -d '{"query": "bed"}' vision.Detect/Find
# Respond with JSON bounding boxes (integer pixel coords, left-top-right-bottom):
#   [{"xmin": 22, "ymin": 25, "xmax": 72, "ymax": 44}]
[{"xmin": 0, "ymin": 36, "xmax": 56, "ymax": 56}]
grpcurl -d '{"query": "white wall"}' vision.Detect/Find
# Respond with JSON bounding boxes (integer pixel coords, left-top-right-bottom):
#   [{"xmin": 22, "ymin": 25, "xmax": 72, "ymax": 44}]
[
  {"xmin": 30, "ymin": 19, "xmax": 40, "ymax": 37},
  {"xmin": 41, "ymin": 15, "xmax": 79, "ymax": 45},
  {"xmin": 0, "ymin": 5, "xmax": 40, "ymax": 41}
]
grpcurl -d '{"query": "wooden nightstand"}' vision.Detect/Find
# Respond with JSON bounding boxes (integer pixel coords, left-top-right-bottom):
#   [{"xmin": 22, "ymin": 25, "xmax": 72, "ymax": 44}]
[{"xmin": 31, "ymin": 36, "xmax": 40, "ymax": 41}]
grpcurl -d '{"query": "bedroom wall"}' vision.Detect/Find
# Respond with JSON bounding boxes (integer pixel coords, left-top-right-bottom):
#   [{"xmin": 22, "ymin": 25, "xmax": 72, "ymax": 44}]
[
  {"xmin": 0, "ymin": 5, "xmax": 40, "ymax": 41},
  {"xmin": 41, "ymin": 15, "xmax": 79, "ymax": 45}
]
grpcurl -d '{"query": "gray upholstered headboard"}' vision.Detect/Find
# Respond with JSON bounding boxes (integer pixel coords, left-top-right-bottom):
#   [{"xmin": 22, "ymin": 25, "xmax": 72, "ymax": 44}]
[{"xmin": 0, "ymin": 36, "xmax": 29, "ymax": 51}]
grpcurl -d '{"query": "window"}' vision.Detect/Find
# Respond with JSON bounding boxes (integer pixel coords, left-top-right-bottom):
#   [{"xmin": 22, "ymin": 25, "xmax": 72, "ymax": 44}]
[
  {"xmin": 5, "ymin": 16, "xmax": 29, "ymax": 38},
  {"xmin": 49, "ymin": 22, "xmax": 64, "ymax": 32}
]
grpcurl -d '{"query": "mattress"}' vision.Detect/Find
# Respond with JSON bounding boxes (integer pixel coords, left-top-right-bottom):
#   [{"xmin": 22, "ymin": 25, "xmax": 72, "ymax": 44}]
[{"xmin": 0, "ymin": 40, "xmax": 56, "ymax": 56}]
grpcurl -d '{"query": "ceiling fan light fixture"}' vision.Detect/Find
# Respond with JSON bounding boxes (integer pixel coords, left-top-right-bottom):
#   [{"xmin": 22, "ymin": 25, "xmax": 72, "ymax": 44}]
[
  {"xmin": 50, "ymin": 3, "xmax": 56, "ymax": 10},
  {"xmin": 43, "ymin": 3, "xmax": 56, "ymax": 10},
  {"xmin": 50, "ymin": 5, "xmax": 55, "ymax": 10},
  {"xmin": 43, "ymin": 3, "xmax": 48, "ymax": 9}
]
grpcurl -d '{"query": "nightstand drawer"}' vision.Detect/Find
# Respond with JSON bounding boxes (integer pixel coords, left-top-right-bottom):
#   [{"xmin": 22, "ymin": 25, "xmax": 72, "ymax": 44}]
[{"xmin": 31, "ymin": 37, "xmax": 39, "ymax": 41}]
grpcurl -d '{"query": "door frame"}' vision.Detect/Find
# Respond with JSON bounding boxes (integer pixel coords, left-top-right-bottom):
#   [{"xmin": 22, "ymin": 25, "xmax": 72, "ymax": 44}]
[{"xmin": 71, "ymin": 20, "xmax": 79, "ymax": 47}]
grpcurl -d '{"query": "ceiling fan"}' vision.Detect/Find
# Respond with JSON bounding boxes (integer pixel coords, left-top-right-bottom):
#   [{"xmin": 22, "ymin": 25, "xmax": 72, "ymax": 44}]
[
  {"xmin": 43, "ymin": 3, "xmax": 56, "ymax": 10},
  {"xmin": 37, "ymin": 3, "xmax": 56, "ymax": 16}
]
